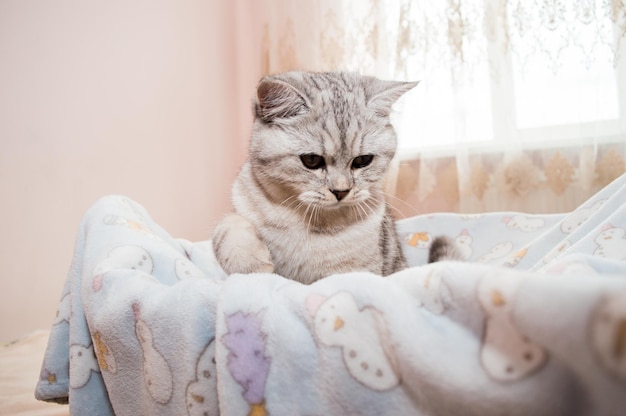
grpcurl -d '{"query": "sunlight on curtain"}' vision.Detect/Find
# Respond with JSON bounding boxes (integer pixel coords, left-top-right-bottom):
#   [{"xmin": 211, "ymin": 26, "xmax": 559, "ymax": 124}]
[{"xmin": 257, "ymin": 0, "xmax": 626, "ymax": 215}]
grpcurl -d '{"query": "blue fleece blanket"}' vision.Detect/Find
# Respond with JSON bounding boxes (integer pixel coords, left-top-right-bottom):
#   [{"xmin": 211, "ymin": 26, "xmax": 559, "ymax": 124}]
[{"xmin": 36, "ymin": 175, "xmax": 626, "ymax": 415}]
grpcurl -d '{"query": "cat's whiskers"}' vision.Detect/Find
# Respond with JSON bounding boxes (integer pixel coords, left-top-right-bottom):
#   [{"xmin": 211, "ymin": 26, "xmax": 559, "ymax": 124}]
[
  {"xmin": 355, "ymin": 200, "xmax": 368, "ymax": 223},
  {"xmin": 304, "ymin": 203, "xmax": 315, "ymax": 235},
  {"xmin": 356, "ymin": 204, "xmax": 367, "ymax": 224},
  {"xmin": 314, "ymin": 204, "xmax": 321, "ymax": 231},
  {"xmin": 382, "ymin": 191, "xmax": 422, "ymax": 216},
  {"xmin": 348, "ymin": 202, "xmax": 357, "ymax": 221},
  {"xmin": 287, "ymin": 198, "xmax": 305, "ymax": 219},
  {"xmin": 277, "ymin": 195, "xmax": 300, "ymax": 211},
  {"xmin": 294, "ymin": 201, "xmax": 307, "ymax": 217},
  {"xmin": 360, "ymin": 199, "xmax": 377, "ymax": 221}
]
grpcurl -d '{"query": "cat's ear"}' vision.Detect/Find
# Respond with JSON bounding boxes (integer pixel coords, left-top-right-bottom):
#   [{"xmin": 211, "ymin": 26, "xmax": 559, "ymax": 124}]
[
  {"xmin": 255, "ymin": 78, "xmax": 309, "ymax": 122},
  {"xmin": 367, "ymin": 80, "xmax": 419, "ymax": 117}
]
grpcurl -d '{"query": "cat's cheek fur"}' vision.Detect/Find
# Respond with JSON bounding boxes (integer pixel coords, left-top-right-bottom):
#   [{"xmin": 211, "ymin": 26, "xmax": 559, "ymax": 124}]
[{"xmin": 211, "ymin": 214, "xmax": 275, "ymax": 275}]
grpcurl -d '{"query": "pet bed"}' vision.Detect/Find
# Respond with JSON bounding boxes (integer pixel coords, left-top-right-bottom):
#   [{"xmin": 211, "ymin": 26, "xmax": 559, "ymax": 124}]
[{"xmin": 35, "ymin": 174, "xmax": 626, "ymax": 415}]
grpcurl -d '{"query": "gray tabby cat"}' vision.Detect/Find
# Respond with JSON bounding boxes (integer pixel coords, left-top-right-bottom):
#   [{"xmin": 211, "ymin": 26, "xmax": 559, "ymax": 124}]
[{"xmin": 212, "ymin": 71, "xmax": 417, "ymax": 284}]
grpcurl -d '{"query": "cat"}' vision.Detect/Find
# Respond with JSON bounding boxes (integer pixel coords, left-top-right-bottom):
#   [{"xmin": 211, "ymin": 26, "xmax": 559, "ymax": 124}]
[{"xmin": 212, "ymin": 71, "xmax": 417, "ymax": 284}]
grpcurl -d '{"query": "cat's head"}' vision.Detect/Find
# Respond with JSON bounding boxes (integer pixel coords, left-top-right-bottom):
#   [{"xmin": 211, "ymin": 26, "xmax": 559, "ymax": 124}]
[{"xmin": 249, "ymin": 71, "xmax": 417, "ymax": 213}]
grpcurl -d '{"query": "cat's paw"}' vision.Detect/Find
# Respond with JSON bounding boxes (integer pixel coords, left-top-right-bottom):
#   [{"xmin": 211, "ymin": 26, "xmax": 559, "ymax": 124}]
[{"xmin": 212, "ymin": 214, "xmax": 274, "ymax": 275}]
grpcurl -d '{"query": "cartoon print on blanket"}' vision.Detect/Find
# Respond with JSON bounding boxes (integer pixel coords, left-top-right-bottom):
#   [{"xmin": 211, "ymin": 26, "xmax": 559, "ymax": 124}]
[
  {"xmin": 92, "ymin": 245, "xmax": 154, "ymax": 291},
  {"xmin": 308, "ymin": 291, "xmax": 400, "ymax": 390},
  {"xmin": 413, "ymin": 268, "xmax": 451, "ymax": 315},
  {"xmin": 69, "ymin": 343, "xmax": 100, "ymax": 389},
  {"xmin": 104, "ymin": 214, "xmax": 152, "ymax": 234},
  {"xmin": 404, "ymin": 231, "xmax": 432, "ymax": 248},
  {"xmin": 502, "ymin": 247, "xmax": 529, "ymax": 268},
  {"xmin": 221, "ymin": 310, "xmax": 271, "ymax": 416},
  {"xmin": 477, "ymin": 273, "xmax": 548, "ymax": 381},
  {"xmin": 40, "ymin": 368, "xmax": 58, "ymax": 385},
  {"xmin": 119, "ymin": 195, "xmax": 150, "ymax": 217},
  {"xmin": 186, "ymin": 339, "xmax": 218, "ymax": 416},
  {"xmin": 589, "ymin": 291, "xmax": 626, "ymax": 384},
  {"xmin": 133, "ymin": 303, "xmax": 174, "ymax": 405},
  {"xmin": 92, "ymin": 331, "xmax": 117, "ymax": 374},
  {"xmin": 593, "ymin": 224, "xmax": 626, "ymax": 260},
  {"xmin": 502, "ymin": 215, "xmax": 546, "ymax": 232},
  {"xmin": 103, "ymin": 199, "xmax": 164, "ymax": 242},
  {"xmin": 478, "ymin": 241, "xmax": 514, "ymax": 263},
  {"xmin": 542, "ymin": 239, "xmax": 572, "ymax": 265},
  {"xmin": 53, "ymin": 292, "xmax": 71, "ymax": 325},
  {"xmin": 561, "ymin": 199, "xmax": 606, "ymax": 233},
  {"xmin": 175, "ymin": 257, "xmax": 206, "ymax": 280},
  {"xmin": 117, "ymin": 196, "xmax": 164, "ymax": 233},
  {"xmin": 454, "ymin": 229, "xmax": 473, "ymax": 260}
]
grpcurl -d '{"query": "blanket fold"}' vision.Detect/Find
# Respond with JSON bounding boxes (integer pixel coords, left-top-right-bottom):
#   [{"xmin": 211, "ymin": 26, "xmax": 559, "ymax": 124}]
[{"xmin": 36, "ymin": 176, "xmax": 626, "ymax": 415}]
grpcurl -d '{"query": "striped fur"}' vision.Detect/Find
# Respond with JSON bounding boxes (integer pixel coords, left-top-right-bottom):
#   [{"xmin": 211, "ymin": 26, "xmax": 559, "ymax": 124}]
[
  {"xmin": 213, "ymin": 72, "xmax": 417, "ymax": 284},
  {"xmin": 428, "ymin": 236, "xmax": 465, "ymax": 263}
]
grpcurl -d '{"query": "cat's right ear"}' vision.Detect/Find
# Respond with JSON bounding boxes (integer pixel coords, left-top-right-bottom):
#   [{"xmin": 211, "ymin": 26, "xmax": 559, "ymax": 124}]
[{"xmin": 255, "ymin": 78, "xmax": 309, "ymax": 123}]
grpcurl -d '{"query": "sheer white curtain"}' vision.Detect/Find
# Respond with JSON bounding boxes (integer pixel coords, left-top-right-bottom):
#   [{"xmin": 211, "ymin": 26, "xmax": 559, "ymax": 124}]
[{"xmin": 255, "ymin": 0, "xmax": 626, "ymax": 215}]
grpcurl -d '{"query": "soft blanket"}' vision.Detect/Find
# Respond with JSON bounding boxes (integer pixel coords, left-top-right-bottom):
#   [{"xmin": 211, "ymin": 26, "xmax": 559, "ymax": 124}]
[{"xmin": 36, "ymin": 174, "xmax": 626, "ymax": 415}]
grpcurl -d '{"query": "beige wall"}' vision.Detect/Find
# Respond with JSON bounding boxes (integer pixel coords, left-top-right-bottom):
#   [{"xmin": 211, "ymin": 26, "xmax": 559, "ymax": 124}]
[{"xmin": 0, "ymin": 0, "xmax": 262, "ymax": 341}]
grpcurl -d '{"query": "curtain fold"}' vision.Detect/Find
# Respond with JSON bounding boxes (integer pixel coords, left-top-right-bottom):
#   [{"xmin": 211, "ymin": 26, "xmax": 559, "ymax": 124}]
[{"xmin": 255, "ymin": 0, "xmax": 626, "ymax": 215}]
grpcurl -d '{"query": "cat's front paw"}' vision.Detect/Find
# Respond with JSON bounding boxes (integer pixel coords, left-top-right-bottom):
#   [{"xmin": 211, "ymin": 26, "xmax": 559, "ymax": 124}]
[{"xmin": 212, "ymin": 214, "xmax": 274, "ymax": 275}]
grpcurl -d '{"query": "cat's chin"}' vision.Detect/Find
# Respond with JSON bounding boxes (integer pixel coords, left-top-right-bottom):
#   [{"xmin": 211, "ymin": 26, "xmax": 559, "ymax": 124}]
[
  {"xmin": 322, "ymin": 201, "xmax": 355, "ymax": 210},
  {"xmin": 307, "ymin": 199, "xmax": 369, "ymax": 212}
]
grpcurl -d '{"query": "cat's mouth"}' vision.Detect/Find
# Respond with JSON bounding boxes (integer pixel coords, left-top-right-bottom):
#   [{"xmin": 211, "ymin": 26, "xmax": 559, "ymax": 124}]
[
  {"xmin": 317, "ymin": 195, "xmax": 372, "ymax": 211},
  {"xmin": 298, "ymin": 189, "xmax": 371, "ymax": 210}
]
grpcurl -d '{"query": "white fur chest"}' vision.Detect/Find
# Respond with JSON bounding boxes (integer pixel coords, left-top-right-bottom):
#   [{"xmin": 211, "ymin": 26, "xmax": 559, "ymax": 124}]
[
  {"xmin": 260, "ymin": 212, "xmax": 383, "ymax": 283},
  {"xmin": 232, "ymin": 170, "xmax": 384, "ymax": 283}
]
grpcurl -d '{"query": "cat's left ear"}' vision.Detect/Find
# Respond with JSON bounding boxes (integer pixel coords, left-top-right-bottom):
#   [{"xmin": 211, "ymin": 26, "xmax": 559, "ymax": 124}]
[
  {"xmin": 367, "ymin": 80, "xmax": 419, "ymax": 117},
  {"xmin": 255, "ymin": 77, "xmax": 309, "ymax": 123}
]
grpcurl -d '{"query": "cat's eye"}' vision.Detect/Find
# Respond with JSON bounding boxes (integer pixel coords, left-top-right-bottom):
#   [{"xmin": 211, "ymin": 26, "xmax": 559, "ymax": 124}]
[
  {"xmin": 351, "ymin": 155, "xmax": 374, "ymax": 169},
  {"xmin": 300, "ymin": 154, "xmax": 326, "ymax": 170}
]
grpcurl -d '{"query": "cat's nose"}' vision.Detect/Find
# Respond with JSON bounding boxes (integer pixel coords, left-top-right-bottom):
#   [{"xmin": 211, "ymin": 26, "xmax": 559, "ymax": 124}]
[{"xmin": 330, "ymin": 189, "xmax": 350, "ymax": 201}]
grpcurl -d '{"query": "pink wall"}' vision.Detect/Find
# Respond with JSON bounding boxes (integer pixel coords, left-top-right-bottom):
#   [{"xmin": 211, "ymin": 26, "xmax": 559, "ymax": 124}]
[{"xmin": 0, "ymin": 0, "xmax": 262, "ymax": 341}]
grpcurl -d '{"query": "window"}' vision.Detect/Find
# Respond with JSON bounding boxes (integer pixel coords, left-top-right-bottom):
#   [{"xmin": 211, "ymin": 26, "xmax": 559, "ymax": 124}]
[{"xmin": 393, "ymin": 0, "xmax": 626, "ymax": 153}]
